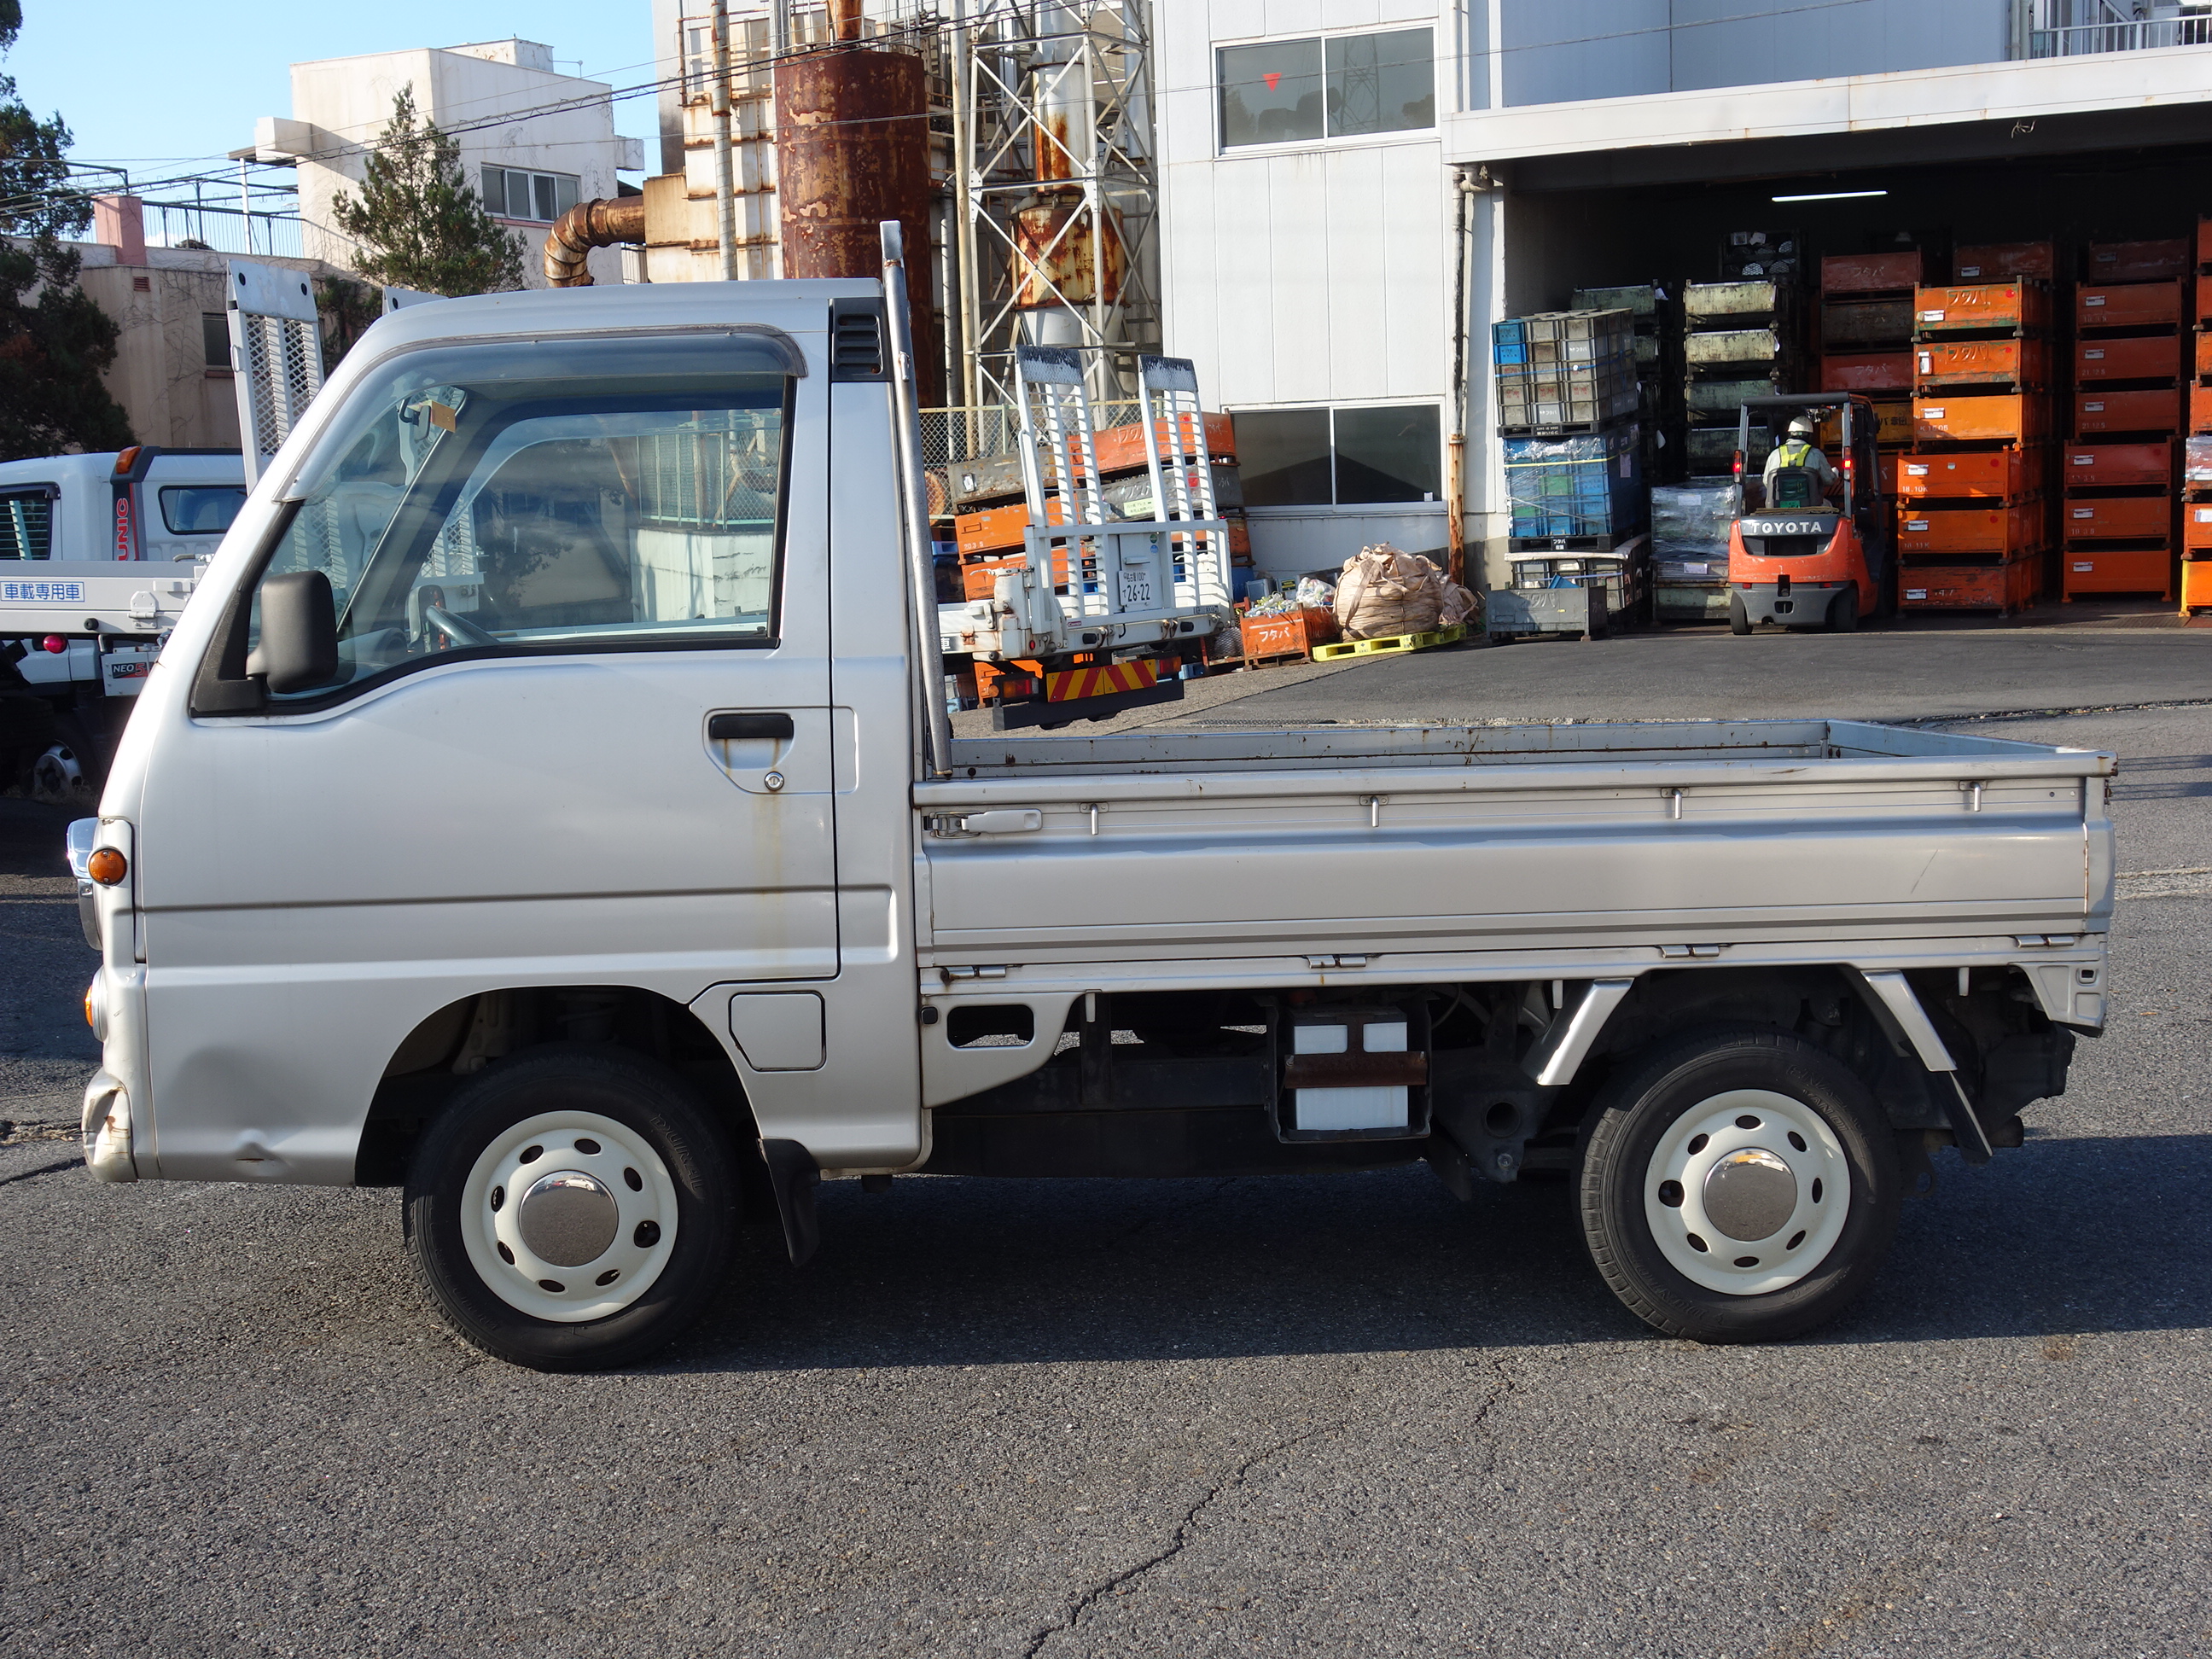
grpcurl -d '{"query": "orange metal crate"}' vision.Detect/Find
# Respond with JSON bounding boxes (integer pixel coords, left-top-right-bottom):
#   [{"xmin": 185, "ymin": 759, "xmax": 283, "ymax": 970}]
[
  {"xmin": 2062, "ymin": 547, "xmax": 2173, "ymax": 598},
  {"xmin": 1898, "ymin": 556, "xmax": 2040, "ymax": 613},
  {"xmin": 1914, "ymin": 337, "xmax": 2048, "ymax": 387},
  {"xmin": 2076, "ymin": 335, "xmax": 2183, "ymax": 381},
  {"xmin": 1238, "ymin": 607, "xmax": 1338, "ymax": 662},
  {"xmin": 2063, "ymin": 441, "xmax": 2174, "ymax": 488},
  {"xmin": 956, "ymin": 498, "xmax": 1068, "ymax": 556},
  {"xmin": 961, "ymin": 552, "xmax": 1082, "ymax": 598},
  {"xmin": 2063, "ymin": 496, "xmax": 2172, "ymax": 539},
  {"xmin": 2183, "ymin": 558, "xmax": 2212, "ymax": 613},
  {"xmin": 2199, "ymin": 218, "xmax": 2212, "ymax": 272},
  {"xmin": 2075, "ymin": 388, "xmax": 2181, "ymax": 435},
  {"xmin": 2197, "ymin": 332, "xmax": 2212, "ymax": 376},
  {"xmin": 1090, "ymin": 413, "xmax": 1237, "ymax": 476},
  {"xmin": 1819, "ymin": 352, "xmax": 1912, "ymax": 392},
  {"xmin": 1913, "ymin": 393, "xmax": 2048, "ymax": 443},
  {"xmin": 1912, "ymin": 282, "xmax": 2051, "ymax": 335},
  {"xmin": 1822, "ymin": 249, "xmax": 1922, "ymax": 294},
  {"xmin": 1953, "ymin": 242, "xmax": 2056, "ymax": 282},
  {"xmin": 2086, "ymin": 239, "xmax": 2190, "ymax": 282},
  {"xmin": 1897, "ymin": 447, "xmax": 2045, "ymax": 499},
  {"xmin": 2193, "ymin": 381, "xmax": 2212, "ymax": 434},
  {"xmin": 2077, "ymin": 281, "xmax": 2184, "ymax": 329},
  {"xmin": 1897, "ymin": 500, "xmax": 2044, "ymax": 555},
  {"xmin": 2184, "ymin": 501, "xmax": 2212, "ymax": 552}
]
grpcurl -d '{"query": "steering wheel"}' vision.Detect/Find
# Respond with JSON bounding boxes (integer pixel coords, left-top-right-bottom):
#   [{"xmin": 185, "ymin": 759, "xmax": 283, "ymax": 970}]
[{"xmin": 422, "ymin": 605, "xmax": 500, "ymax": 649}]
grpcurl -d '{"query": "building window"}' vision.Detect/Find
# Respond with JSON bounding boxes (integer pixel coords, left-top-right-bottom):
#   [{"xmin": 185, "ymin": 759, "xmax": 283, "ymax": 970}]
[
  {"xmin": 1238, "ymin": 405, "xmax": 1441, "ymax": 507},
  {"xmin": 480, "ymin": 166, "xmax": 580, "ymax": 224},
  {"xmin": 202, "ymin": 313, "xmax": 230, "ymax": 371},
  {"xmin": 1218, "ymin": 29, "xmax": 1433, "ymax": 149}
]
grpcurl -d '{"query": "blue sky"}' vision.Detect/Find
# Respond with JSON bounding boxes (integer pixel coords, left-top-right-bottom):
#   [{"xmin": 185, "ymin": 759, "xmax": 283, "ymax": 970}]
[{"xmin": 7, "ymin": 1, "xmax": 659, "ymax": 186}]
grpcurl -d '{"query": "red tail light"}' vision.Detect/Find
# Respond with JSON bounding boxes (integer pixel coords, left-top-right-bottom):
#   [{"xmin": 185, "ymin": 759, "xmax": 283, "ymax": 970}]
[{"xmin": 1732, "ymin": 451, "xmax": 1745, "ymax": 481}]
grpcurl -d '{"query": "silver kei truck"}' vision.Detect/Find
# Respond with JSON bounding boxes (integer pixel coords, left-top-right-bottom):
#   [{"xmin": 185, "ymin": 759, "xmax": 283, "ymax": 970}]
[{"xmin": 72, "ymin": 242, "xmax": 2115, "ymax": 1371}]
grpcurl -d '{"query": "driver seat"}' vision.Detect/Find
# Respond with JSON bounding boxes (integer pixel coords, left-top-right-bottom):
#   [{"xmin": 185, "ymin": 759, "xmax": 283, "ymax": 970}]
[{"xmin": 1767, "ymin": 468, "xmax": 1822, "ymax": 511}]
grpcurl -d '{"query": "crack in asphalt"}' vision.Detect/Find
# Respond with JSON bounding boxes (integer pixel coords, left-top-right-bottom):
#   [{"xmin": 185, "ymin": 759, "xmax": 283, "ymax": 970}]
[
  {"xmin": 1021, "ymin": 1420, "xmax": 1342, "ymax": 1657},
  {"xmin": 1464, "ymin": 1352, "xmax": 1524, "ymax": 1475}
]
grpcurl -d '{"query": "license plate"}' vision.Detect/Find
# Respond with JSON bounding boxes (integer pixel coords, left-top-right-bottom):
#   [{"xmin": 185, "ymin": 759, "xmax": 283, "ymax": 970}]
[{"xmin": 1115, "ymin": 566, "xmax": 1155, "ymax": 610}]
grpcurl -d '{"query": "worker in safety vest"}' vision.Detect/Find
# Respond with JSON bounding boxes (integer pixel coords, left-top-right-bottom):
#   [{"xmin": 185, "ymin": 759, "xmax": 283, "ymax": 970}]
[{"xmin": 1761, "ymin": 416, "xmax": 1837, "ymax": 507}]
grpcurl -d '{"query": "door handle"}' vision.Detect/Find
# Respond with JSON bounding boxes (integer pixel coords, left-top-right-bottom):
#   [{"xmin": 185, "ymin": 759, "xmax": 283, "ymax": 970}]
[{"xmin": 709, "ymin": 712, "xmax": 795, "ymax": 742}]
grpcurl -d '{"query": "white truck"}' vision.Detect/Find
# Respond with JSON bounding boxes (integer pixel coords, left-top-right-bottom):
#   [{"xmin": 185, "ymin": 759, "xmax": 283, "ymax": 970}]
[
  {"xmin": 0, "ymin": 446, "xmax": 244, "ymax": 803},
  {"xmin": 70, "ymin": 237, "xmax": 2115, "ymax": 1371}
]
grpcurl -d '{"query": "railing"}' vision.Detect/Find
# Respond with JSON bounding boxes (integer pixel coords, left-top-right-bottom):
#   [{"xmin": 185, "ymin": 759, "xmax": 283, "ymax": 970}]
[
  {"xmin": 2025, "ymin": 6, "xmax": 2212, "ymax": 56},
  {"xmin": 142, "ymin": 198, "xmax": 306, "ymax": 259}
]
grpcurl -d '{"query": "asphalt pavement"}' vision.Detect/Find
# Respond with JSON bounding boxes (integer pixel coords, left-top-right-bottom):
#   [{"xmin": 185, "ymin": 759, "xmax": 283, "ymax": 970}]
[{"xmin": 3, "ymin": 654, "xmax": 2209, "ymax": 1656}]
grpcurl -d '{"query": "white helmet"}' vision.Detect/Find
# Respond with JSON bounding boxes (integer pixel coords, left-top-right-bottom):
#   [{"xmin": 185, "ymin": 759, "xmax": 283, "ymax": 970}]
[{"xmin": 1787, "ymin": 416, "xmax": 1817, "ymax": 440}]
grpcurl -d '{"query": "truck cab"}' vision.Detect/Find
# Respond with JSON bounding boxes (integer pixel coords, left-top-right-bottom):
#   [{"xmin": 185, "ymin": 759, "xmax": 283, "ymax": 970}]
[{"xmin": 1, "ymin": 447, "xmax": 246, "ymax": 801}]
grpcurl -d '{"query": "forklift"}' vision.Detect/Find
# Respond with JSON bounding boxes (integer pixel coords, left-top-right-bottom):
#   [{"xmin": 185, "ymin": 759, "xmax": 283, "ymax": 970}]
[{"xmin": 1727, "ymin": 393, "xmax": 1893, "ymax": 634}]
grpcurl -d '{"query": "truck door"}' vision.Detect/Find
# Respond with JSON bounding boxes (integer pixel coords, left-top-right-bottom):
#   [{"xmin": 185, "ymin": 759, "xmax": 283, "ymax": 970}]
[{"xmin": 133, "ymin": 329, "xmax": 839, "ymax": 1184}]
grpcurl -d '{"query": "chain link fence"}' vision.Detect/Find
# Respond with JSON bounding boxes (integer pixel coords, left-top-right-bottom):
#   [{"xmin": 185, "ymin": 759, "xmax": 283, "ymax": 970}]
[{"xmin": 919, "ymin": 401, "xmax": 1146, "ymax": 470}]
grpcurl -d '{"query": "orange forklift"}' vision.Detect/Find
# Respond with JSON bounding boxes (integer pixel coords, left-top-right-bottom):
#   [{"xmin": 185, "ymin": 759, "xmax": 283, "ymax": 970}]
[{"xmin": 1727, "ymin": 393, "xmax": 1894, "ymax": 633}]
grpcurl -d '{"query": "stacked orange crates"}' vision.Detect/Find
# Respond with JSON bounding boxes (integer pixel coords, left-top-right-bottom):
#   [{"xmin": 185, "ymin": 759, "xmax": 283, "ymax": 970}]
[
  {"xmin": 1895, "ymin": 252, "xmax": 2054, "ymax": 613},
  {"xmin": 2185, "ymin": 220, "xmax": 2212, "ymax": 615},
  {"xmin": 2064, "ymin": 239, "xmax": 2188, "ymax": 601}
]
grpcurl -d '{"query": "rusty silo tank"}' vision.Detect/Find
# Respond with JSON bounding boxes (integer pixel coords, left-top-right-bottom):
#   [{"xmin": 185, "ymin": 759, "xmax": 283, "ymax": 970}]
[{"xmin": 773, "ymin": 41, "xmax": 939, "ymax": 403}]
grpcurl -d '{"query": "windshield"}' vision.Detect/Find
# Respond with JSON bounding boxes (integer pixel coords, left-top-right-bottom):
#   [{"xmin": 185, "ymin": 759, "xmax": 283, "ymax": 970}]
[{"xmin": 251, "ymin": 333, "xmax": 794, "ymax": 699}]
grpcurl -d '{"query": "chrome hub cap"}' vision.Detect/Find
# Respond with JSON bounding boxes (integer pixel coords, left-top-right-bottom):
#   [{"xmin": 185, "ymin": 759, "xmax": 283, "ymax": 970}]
[
  {"xmin": 1644, "ymin": 1088, "xmax": 1848, "ymax": 1296},
  {"xmin": 462, "ymin": 1110, "xmax": 678, "ymax": 1323},
  {"xmin": 517, "ymin": 1170, "xmax": 621, "ymax": 1266}
]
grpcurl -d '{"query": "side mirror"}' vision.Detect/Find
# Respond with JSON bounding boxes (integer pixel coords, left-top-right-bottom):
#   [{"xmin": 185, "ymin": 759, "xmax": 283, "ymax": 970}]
[{"xmin": 245, "ymin": 570, "xmax": 339, "ymax": 694}]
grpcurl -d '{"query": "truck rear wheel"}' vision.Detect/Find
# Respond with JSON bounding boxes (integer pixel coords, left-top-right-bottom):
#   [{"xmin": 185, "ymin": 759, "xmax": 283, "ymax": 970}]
[
  {"xmin": 404, "ymin": 1046, "xmax": 738, "ymax": 1371},
  {"xmin": 1577, "ymin": 1028, "xmax": 1900, "ymax": 1343},
  {"xmin": 1728, "ymin": 594, "xmax": 1752, "ymax": 635},
  {"xmin": 1830, "ymin": 586, "xmax": 1860, "ymax": 632}
]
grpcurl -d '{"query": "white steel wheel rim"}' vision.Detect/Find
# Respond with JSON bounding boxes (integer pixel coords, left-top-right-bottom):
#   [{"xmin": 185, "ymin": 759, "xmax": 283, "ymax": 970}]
[
  {"xmin": 460, "ymin": 1109, "xmax": 680, "ymax": 1324},
  {"xmin": 1643, "ymin": 1088, "xmax": 1849, "ymax": 1296}
]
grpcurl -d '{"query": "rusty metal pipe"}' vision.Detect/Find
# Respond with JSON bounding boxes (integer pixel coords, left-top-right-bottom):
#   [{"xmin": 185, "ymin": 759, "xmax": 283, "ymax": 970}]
[{"xmin": 543, "ymin": 197, "xmax": 648, "ymax": 287}]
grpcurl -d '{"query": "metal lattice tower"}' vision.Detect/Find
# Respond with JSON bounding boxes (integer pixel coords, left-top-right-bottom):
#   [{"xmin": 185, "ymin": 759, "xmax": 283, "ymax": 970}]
[{"xmin": 953, "ymin": 0, "xmax": 1160, "ymax": 409}]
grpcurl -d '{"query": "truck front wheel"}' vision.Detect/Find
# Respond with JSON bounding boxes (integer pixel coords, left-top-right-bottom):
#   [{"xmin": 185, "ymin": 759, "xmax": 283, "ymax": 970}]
[
  {"xmin": 1577, "ymin": 1029, "xmax": 1900, "ymax": 1343},
  {"xmin": 404, "ymin": 1046, "xmax": 739, "ymax": 1371}
]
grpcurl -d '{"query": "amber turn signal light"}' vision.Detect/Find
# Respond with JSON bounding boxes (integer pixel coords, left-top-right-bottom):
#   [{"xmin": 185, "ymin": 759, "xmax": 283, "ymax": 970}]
[{"xmin": 87, "ymin": 847, "xmax": 127, "ymax": 886}]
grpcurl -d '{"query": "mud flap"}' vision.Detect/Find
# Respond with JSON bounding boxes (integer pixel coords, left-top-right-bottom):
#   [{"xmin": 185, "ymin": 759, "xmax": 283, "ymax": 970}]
[{"xmin": 760, "ymin": 1138, "xmax": 821, "ymax": 1266}]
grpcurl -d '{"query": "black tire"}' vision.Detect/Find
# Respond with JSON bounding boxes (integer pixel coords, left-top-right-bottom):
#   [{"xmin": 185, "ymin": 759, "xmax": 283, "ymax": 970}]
[
  {"xmin": 1830, "ymin": 585, "xmax": 1860, "ymax": 632},
  {"xmin": 1577, "ymin": 1027, "xmax": 1901, "ymax": 1343},
  {"xmin": 405, "ymin": 1045, "xmax": 740, "ymax": 1371},
  {"xmin": 1728, "ymin": 594, "xmax": 1752, "ymax": 635}
]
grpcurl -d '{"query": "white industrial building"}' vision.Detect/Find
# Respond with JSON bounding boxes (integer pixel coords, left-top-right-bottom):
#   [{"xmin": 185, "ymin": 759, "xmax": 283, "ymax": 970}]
[
  {"xmin": 1151, "ymin": 0, "xmax": 2212, "ymax": 584},
  {"xmin": 251, "ymin": 39, "xmax": 647, "ymax": 288}
]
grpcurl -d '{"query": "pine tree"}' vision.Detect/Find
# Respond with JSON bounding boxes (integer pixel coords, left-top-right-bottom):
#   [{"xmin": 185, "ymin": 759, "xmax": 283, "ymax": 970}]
[
  {"xmin": 0, "ymin": 0, "xmax": 133, "ymax": 459},
  {"xmin": 330, "ymin": 88, "xmax": 526, "ymax": 295}
]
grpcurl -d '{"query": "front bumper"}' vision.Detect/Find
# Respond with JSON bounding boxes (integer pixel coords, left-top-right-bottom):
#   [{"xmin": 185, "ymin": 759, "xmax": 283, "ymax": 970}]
[{"xmin": 81, "ymin": 1068, "xmax": 137, "ymax": 1183}]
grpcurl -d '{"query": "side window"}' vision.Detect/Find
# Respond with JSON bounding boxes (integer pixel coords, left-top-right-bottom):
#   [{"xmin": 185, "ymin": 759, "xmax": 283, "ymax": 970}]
[
  {"xmin": 206, "ymin": 334, "xmax": 796, "ymax": 712},
  {"xmin": 0, "ymin": 487, "xmax": 55, "ymax": 559},
  {"xmin": 159, "ymin": 486, "xmax": 247, "ymax": 536}
]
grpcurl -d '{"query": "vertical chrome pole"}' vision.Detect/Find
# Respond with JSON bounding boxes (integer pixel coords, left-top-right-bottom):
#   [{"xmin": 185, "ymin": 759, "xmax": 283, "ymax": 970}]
[{"xmin": 882, "ymin": 222, "xmax": 956, "ymax": 779}]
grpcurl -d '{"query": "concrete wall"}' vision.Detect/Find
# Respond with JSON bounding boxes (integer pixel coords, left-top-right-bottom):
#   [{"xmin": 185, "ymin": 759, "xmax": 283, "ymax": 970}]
[
  {"xmin": 288, "ymin": 40, "xmax": 629, "ymax": 288},
  {"xmin": 1499, "ymin": 0, "xmax": 2016, "ymax": 105},
  {"xmin": 58, "ymin": 244, "xmax": 347, "ymax": 451},
  {"xmin": 1156, "ymin": 0, "xmax": 1457, "ymax": 579}
]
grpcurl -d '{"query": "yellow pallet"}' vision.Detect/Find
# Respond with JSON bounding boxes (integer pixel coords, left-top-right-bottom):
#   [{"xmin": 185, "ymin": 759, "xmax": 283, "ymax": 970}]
[{"xmin": 1311, "ymin": 623, "xmax": 1467, "ymax": 661}]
